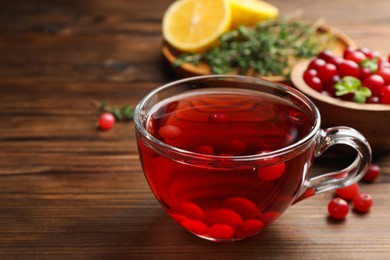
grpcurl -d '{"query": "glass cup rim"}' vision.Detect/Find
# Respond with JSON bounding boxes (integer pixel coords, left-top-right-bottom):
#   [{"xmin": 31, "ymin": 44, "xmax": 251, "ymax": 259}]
[{"xmin": 134, "ymin": 75, "xmax": 321, "ymax": 162}]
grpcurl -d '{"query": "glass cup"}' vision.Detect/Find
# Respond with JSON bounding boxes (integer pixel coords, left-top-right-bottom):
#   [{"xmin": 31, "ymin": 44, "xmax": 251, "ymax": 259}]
[{"xmin": 134, "ymin": 75, "xmax": 371, "ymax": 242}]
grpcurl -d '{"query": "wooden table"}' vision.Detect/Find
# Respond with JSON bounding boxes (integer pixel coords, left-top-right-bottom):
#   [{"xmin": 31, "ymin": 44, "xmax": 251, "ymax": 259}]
[{"xmin": 1, "ymin": 0, "xmax": 389, "ymax": 258}]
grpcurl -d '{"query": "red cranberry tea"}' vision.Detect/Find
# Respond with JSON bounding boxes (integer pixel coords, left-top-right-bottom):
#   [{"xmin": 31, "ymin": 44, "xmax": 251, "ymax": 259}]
[{"xmin": 137, "ymin": 89, "xmax": 315, "ymax": 241}]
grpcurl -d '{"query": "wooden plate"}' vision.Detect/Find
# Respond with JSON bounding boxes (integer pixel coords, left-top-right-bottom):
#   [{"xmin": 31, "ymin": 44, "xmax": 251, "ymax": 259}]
[{"xmin": 162, "ymin": 24, "xmax": 356, "ymax": 82}]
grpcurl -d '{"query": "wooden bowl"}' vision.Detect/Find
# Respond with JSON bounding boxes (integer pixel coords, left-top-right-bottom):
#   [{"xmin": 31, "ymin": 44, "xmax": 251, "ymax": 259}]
[
  {"xmin": 291, "ymin": 60, "xmax": 390, "ymax": 154},
  {"xmin": 162, "ymin": 24, "xmax": 356, "ymax": 82}
]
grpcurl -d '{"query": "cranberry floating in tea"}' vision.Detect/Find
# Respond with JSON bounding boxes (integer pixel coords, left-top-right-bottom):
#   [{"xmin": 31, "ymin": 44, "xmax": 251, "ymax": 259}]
[{"xmin": 134, "ymin": 75, "xmax": 371, "ymax": 242}]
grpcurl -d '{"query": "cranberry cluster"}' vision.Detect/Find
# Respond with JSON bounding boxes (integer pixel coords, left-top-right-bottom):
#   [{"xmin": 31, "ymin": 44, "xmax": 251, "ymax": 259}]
[
  {"xmin": 327, "ymin": 163, "xmax": 379, "ymax": 220},
  {"xmin": 303, "ymin": 47, "xmax": 390, "ymax": 104}
]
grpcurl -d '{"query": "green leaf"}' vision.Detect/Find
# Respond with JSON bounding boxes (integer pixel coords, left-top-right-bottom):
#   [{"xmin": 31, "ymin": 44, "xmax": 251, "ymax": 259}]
[
  {"xmin": 356, "ymin": 86, "xmax": 372, "ymax": 97},
  {"xmin": 343, "ymin": 76, "xmax": 361, "ymax": 89},
  {"xmin": 360, "ymin": 59, "xmax": 378, "ymax": 73},
  {"xmin": 353, "ymin": 86, "xmax": 371, "ymax": 103},
  {"xmin": 335, "ymin": 76, "xmax": 363, "ymax": 97},
  {"xmin": 353, "ymin": 94, "xmax": 367, "ymax": 103}
]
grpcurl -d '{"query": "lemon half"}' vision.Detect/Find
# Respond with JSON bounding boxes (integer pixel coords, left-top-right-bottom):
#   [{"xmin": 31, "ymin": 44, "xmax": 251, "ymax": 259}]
[
  {"xmin": 229, "ymin": 0, "xmax": 279, "ymax": 29},
  {"xmin": 162, "ymin": 0, "xmax": 231, "ymax": 53}
]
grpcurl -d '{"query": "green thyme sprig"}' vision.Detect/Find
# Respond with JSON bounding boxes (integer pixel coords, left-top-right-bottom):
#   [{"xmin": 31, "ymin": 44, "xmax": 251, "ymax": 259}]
[
  {"xmin": 335, "ymin": 76, "xmax": 372, "ymax": 103},
  {"xmin": 93, "ymin": 100, "xmax": 134, "ymax": 121},
  {"xmin": 175, "ymin": 18, "xmax": 335, "ymax": 77}
]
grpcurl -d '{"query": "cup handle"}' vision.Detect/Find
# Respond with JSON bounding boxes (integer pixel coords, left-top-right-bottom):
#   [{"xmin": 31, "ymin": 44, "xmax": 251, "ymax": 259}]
[{"xmin": 294, "ymin": 126, "xmax": 372, "ymax": 203}]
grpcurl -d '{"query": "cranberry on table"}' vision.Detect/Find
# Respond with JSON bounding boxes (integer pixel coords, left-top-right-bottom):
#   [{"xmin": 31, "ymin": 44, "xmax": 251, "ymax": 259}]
[
  {"xmin": 336, "ymin": 183, "xmax": 359, "ymax": 201},
  {"xmin": 353, "ymin": 193, "xmax": 373, "ymax": 213},
  {"xmin": 328, "ymin": 198, "xmax": 349, "ymax": 220},
  {"xmin": 363, "ymin": 163, "xmax": 380, "ymax": 182},
  {"xmin": 98, "ymin": 112, "xmax": 116, "ymax": 130}
]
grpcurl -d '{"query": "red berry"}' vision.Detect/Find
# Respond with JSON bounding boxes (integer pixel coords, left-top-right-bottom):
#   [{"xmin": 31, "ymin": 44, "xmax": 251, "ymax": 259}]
[
  {"xmin": 327, "ymin": 56, "xmax": 344, "ymax": 68},
  {"xmin": 343, "ymin": 47, "xmax": 355, "ymax": 59},
  {"xmin": 209, "ymin": 113, "xmax": 228, "ymax": 124},
  {"xmin": 318, "ymin": 50, "xmax": 334, "ymax": 62},
  {"xmin": 328, "ymin": 198, "xmax": 349, "ymax": 220},
  {"xmin": 259, "ymin": 211, "xmax": 280, "ymax": 224},
  {"xmin": 363, "ymin": 163, "xmax": 380, "ymax": 182},
  {"xmin": 377, "ymin": 67, "xmax": 390, "ymax": 84},
  {"xmin": 257, "ymin": 162, "xmax": 286, "ymax": 181},
  {"xmin": 235, "ymin": 219, "xmax": 264, "ymax": 238},
  {"xmin": 353, "ymin": 192, "xmax": 373, "ymax": 213},
  {"xmin": 158, "ymin": 125, "xmax": 182, "ymax": 139},
  {"xmin": 305, "ymin": 76, "xmax": 323, "ymax": 92},
  {"xmin": 335, "ymin": 183, "xmax": 359, "ymax": 200},
  {"xmin": 174, "ymin": 202, "xmax": 205, "ymax": 221},
  {"xmin": 98, "ymin": 112, "xmax": 115, "ymax": 130},
  {"xmin": 303, "ymin": 69, "xmax": 318, "ymax": 82},
  {"xmin": 207, "ymin": 224, "xmax": 234, "ymax": 239},
  {"xmin": 357, "ymin": 47, "xmax": 371, "ymax": 56},
  {"xmin": 222, "ymin": 197, "xmax": 259, "ymax": 219},
  {"xmin": 359, "ymin": 67, "xmax": 372, "ymax": 80},
  {"xmin": 367, "ymin": 50, "xmax": 381, "ymax": 59},
  {"xmin": 345, "ymin": 51, "xmax": 366, "ymax": 64},
  {"xmin": 367, "ymin": 96, "xmax": 380, "ymax": 104},
  {"xmin": 318, "ymin": 63, "xmax": 337, "ymax": 83},
  {"xmin": 380, "ymin": 85, "xmax": 390, "ymax": 104},
  {"xmin": 363, "ymin": 74, "xmax": 385, "ymax": 97},
  {"xmin": 208, "ymin": 209, "xmax": 243, "ymax": 229},
  {"xmin": 224, "ymin": 139, "xmax": 245, "ymax": 155},
  {"xmin": 195, "ymin": 145, "xmax": 215, "ymax": 155},
  {"xmin": 325, "ymin": 75, "xmax": 341, "ymax": 97},
  {"xmin": 339, "ymin": 60, "xmax": 360, "ymax": 78},
  {"xmin": 308, "ymin": 58, "xmax": 326, "ymax": 71},
  {"xmin": 181, "ymin": 219, "xmax": 208, "ymax": 235},
  {"xmin": 379, "ymin": 59, "xmax": 390, "ymax": 69}
]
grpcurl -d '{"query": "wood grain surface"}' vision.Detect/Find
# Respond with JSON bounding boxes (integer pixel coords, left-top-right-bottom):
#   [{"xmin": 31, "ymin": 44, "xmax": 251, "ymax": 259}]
[{"xmin": 0, "ymin": 0, "xmax": 389, "ymax": 259}]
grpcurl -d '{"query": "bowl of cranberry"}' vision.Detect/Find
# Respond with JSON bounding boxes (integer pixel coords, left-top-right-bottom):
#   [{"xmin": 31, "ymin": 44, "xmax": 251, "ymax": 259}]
[{"xmin": 291, "ymin": 47, "xmax": 390, "ymax": 154}]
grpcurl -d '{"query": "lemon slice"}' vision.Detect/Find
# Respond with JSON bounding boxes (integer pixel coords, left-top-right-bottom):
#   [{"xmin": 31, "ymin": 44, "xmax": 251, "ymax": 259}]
[
  {"xmin": 162, "ymin": 0, "xmax": 231, "ymax": 53},
  {"xmin": 229, "ymin": 0, "xmax": 279, "ymax": 29}
]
